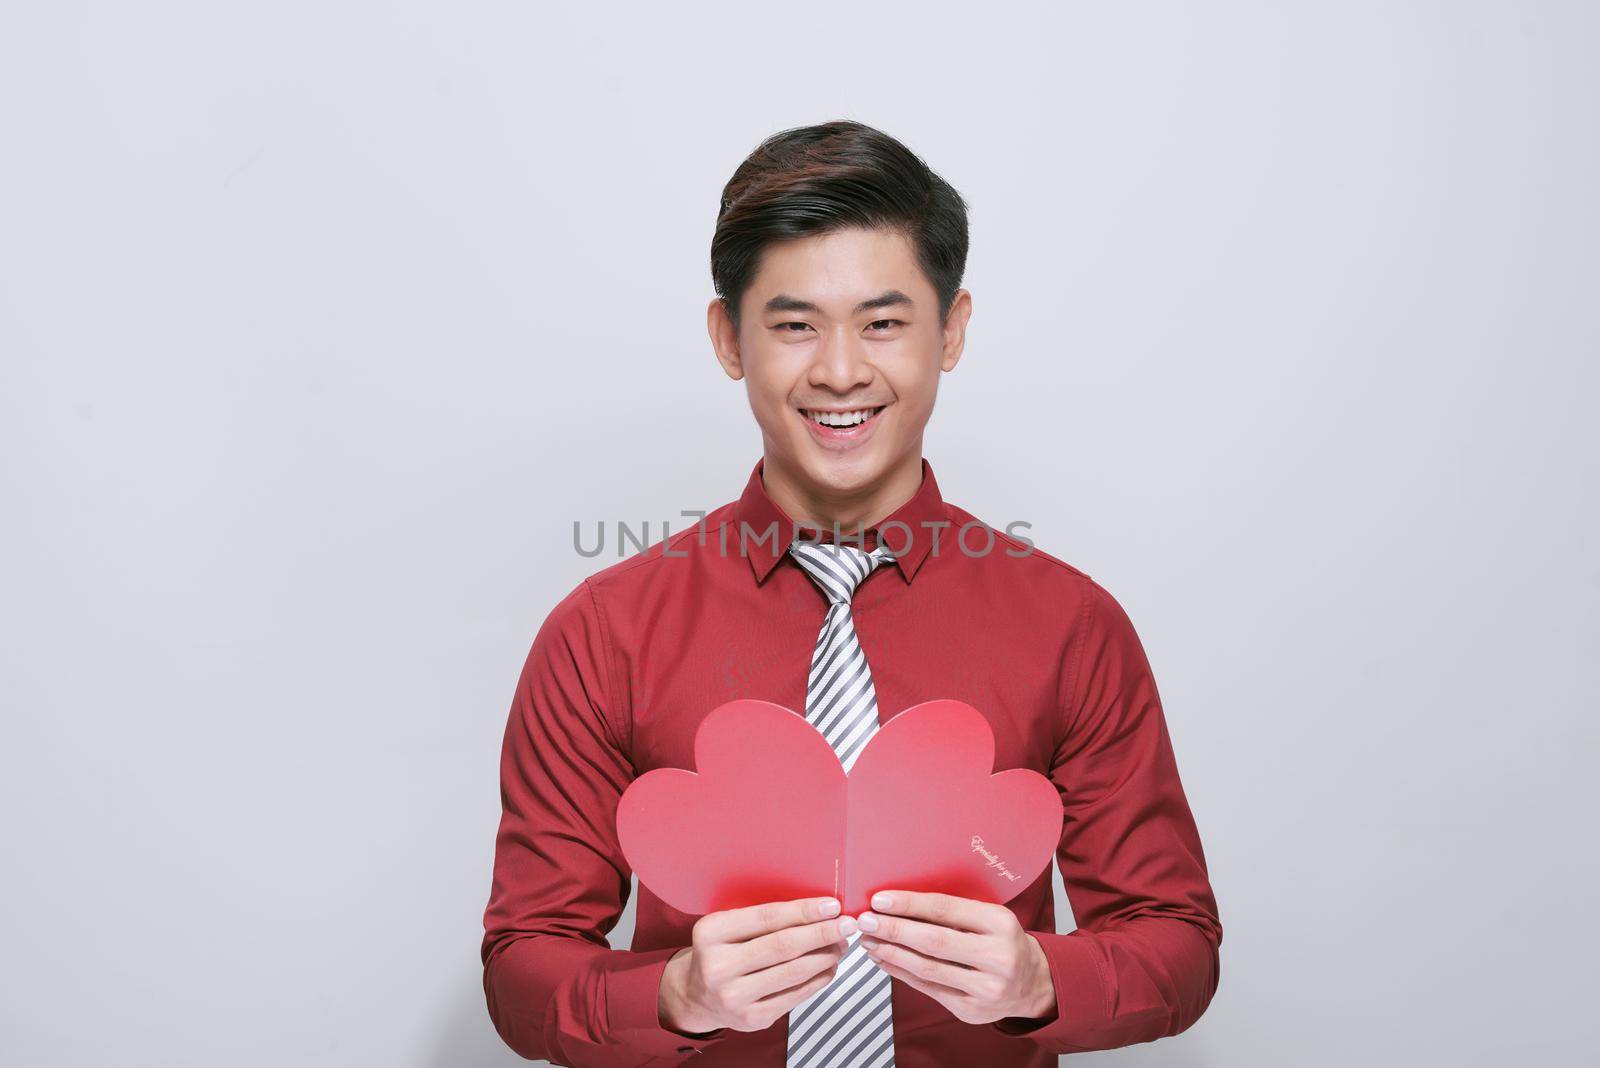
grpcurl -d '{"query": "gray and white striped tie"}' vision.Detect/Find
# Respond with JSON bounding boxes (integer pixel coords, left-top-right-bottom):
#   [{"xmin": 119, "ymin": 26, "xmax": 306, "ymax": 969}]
[{"xmin": 785, "ymin": 540, "xmax": 898, "ymax": 1068}]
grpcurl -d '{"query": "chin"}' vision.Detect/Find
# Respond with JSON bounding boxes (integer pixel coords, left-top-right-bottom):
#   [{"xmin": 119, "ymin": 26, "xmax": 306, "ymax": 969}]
[{"xmin": 794, "ymin": 445, "xmax": 889, "ymax": 495}]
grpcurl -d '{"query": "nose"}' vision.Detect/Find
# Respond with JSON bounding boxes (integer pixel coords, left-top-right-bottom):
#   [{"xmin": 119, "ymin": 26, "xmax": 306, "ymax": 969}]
[{"xmin": 806, "ymin": 329, "xmax": 875, "ymax": 393}]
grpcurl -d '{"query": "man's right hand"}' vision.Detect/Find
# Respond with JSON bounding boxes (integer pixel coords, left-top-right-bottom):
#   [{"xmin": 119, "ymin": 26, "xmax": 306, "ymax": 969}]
[{"xmin": 658, "ymin": 896, "xmax": 857, "ymax": 1036}]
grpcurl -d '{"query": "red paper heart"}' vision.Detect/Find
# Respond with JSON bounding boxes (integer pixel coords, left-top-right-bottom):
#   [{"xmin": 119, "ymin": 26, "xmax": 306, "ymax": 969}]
[{"xmin": 616, "ymin": 699, "xmax": 1063, "ymax": 916}]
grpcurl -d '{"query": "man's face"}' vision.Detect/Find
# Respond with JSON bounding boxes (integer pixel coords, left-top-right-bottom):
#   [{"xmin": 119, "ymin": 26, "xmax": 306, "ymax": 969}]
[{"xmin": 709, "ymin": 226, "xmax": 970, "ymax": 501}]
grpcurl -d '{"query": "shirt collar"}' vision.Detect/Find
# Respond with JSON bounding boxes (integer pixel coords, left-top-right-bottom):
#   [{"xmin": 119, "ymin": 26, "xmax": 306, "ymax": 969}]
[{"xmin": 732, "ymin": 455, "xmax": 946, "ymax": 585}]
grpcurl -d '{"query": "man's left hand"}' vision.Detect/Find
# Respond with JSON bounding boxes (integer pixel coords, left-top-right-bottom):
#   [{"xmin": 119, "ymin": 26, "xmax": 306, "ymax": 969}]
[{"xmin": 855, "ymin": 890, "xmax": 1057, "ymax": 1026}]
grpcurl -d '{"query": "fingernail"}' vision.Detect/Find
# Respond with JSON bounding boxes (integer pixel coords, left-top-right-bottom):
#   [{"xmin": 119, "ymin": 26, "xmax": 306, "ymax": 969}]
[
  {"xmin": 872, "ymin": 892, "xmax": 895, "ymax": 911},
  {"xmin": 838, "ymin": 916, "xmax": 858, "ymax": 937},
  {"xmin": 819, "ymin": 898, "xmax": 840, "ymax": 917},
  {"xmin": 857, "ymin": 912, "xmax": 879, "ymax": 932}
]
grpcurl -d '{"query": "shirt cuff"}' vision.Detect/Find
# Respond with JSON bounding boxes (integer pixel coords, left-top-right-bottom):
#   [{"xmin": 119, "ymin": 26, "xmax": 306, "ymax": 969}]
[
  {"xmin": 990, "ymin": 930, "xmax": 1106, "ymax": 1046},
  {"xmin": 606, "ymin": 946, "xmax": 732, "ymax": 1057}
]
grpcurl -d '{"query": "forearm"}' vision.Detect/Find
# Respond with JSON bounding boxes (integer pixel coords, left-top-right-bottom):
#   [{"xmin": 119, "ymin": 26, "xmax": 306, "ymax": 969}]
[
  {"xmin": 994, "ymin": 914, "xmax": 1221, "ymax": 1054},
  {"xmin": 484, "ymin": 933, "xmax": 711, "ymax": 1067}
]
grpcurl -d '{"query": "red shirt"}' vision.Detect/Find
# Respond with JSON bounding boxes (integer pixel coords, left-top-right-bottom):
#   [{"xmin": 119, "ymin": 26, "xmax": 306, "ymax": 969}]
[{"xmin": 481, "ymin": 457, "xmax": 1222, "ymax": 1066}]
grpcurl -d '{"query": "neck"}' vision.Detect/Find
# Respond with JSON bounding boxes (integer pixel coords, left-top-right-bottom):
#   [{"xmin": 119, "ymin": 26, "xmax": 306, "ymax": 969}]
[{"xmin": 761, "ymin": 449, "xmax": 925, "ymax": 534}]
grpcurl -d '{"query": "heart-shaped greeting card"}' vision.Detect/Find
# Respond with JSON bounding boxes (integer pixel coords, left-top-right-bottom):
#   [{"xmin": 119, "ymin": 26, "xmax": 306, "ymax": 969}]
[{"xmin": 615, "ymin": 699, "xmax": 1063, "ymax": 917}]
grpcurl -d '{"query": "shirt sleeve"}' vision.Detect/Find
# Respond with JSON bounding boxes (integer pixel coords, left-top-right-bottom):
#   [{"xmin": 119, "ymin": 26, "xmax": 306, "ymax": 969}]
[
  {"xmin": 991, "ymin": 577, "xmax": 1224, "ymax": 1053},
  {"xmin": 481, "ymin": 579, "xmax": 731, "ymax": 1066}
]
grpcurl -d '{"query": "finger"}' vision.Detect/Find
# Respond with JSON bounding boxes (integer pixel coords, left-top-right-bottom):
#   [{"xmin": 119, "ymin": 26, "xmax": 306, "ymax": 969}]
[
  {"xmin": 737, "ymin": 916, "xmax": 855, "ymax": 973},
  {"xmin": 750, "ymin": 963, "xmax": 838, "ymax": 1018},
  {"xmin": 870, "ymin": 954, "xmax": 971, "ymax": 1006},
  {"xmin": 860, "ymin": 935, "xmax": 988, "ymax": 997},
  {"xmin": 856, "ymin": 911, "xmax": 988, "ymax": 968},
  {"xmin": 703, "ymin": 897, "xmax": 840, "ymax": 943},
  {"xmin": 732, "ymin": 944, "xmax": 844, "ymax": 1003},
  {"xmin": 869, "ymin": 890, "xmax": 1006, "ymax": 934}
]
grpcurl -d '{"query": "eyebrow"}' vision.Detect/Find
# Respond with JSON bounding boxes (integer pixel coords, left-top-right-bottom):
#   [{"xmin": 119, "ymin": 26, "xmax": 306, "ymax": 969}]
[{"xmin": 762, "ymin": 289, "xmax": 916, "ymax": 316}]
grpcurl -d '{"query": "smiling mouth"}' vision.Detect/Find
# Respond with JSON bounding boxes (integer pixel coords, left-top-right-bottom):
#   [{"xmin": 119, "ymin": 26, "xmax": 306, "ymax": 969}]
[{"xmin": 800, "ymin": 406, "xmax": 887, "ymax": 429}]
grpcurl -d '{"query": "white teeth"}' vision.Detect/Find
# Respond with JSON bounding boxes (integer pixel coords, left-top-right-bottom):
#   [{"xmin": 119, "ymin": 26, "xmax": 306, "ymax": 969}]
[{"xmin": 807, "ymin": 408, "xmax": 879, "ymax": 427}]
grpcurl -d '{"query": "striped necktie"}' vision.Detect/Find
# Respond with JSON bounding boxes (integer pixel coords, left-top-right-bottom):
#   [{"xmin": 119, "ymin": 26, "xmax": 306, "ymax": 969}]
[{"xmin": 785, "ymin": 540, "xmax": 898, "ymax": 1068}]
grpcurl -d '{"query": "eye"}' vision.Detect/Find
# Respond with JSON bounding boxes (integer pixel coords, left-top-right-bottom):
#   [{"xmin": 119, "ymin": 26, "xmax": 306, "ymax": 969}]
[
  {"xmin": 775, "ymin": 321, "xmax": 814, "ymax": 333},
  {"xmin": 867, "ymin": 319, "xmax": 905, "ymax": 332}
]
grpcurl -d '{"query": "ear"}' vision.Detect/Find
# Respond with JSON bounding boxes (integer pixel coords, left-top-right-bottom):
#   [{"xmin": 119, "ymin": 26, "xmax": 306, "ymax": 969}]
[
  {"xmin": 939, "ymin": 289, "xmax": 972, "ymax": 373},
  {"xmin": 707, "ymin": 297, "xmax": 745, "ymax": 381}
]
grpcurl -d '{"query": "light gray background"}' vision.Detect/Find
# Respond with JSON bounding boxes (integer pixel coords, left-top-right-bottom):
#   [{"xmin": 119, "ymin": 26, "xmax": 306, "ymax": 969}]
[{"xmin": 3, "ymin": 2, "xmax": 1595, "ymax": 1065}]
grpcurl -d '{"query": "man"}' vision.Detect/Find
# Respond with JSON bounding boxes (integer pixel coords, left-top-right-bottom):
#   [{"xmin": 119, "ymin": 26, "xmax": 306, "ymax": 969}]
[{"xmin": 481, "ymin": 119, "xmax": 1222, "ymax": 1067}]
